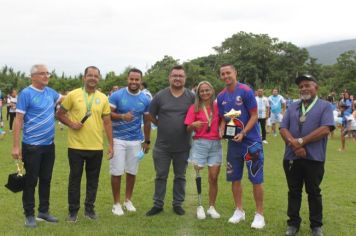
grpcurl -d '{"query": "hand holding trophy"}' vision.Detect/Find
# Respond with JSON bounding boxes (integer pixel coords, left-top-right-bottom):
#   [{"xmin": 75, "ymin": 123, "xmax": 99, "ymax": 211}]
[{"xmin": 223, "ymin": 109, "xmax": 242, "ymax": 139}]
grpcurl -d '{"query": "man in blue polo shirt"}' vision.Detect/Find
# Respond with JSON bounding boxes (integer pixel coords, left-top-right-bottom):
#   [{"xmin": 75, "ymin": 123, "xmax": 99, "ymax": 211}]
[
  {"xmin": 280, "ymin": 75, "xmax": 334, "ymax": 236},
  {"xmin": 217, "ymin": 63, "xmax": 265, "ymax": 229},
  {"xmin": 12, "ymin": 64, "xmax": 61, "ymax": 228},
  {"xmin": 109, "ymin": 68, "xmax": 151, "ymax": 216}
]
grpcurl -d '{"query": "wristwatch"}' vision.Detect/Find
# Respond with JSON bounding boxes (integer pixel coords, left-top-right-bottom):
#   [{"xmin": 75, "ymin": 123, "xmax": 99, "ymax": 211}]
[
  {"xmin": 297, "ymin": 138, "xmax": 304, "ymax": 145},
  {"xmin": 240, "ymin": 130, "xmax": 247, "ymax": 137},
  {"xmin": 144, "ymin": 140, "xmax": 151, "ymax": 144}
]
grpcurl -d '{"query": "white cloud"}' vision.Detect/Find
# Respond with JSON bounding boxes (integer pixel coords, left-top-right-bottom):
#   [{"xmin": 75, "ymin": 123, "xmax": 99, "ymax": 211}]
[{"xmin": 0, "ymin": 0, "xmax": 355, "ymax": 76}]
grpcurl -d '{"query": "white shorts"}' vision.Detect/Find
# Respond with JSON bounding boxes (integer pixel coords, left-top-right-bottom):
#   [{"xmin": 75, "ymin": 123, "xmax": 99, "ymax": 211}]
[
  {"xmin": 270, "ymin": 113, "xmax": 283, "ymax": 124},
  {"xmin": 110, "ymin": 139, "xmax": 142, "ymax": 176}
]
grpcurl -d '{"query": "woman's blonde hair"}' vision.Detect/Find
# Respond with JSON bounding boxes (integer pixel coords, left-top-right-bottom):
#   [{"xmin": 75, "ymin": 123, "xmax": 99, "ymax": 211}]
[{"xmin": 194, "ymin": 81, "xmax": 216, "ymax": 113}]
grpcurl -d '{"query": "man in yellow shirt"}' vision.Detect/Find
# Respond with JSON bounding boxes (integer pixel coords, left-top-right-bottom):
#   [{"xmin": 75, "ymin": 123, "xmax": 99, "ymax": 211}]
[{"xmin": 56, "ymin": 66, "xmax": 113, "ymax": 222}]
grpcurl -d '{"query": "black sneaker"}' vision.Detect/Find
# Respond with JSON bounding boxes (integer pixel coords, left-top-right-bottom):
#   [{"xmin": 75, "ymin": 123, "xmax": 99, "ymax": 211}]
[
  {"xmin": 312, "ymin": 227, "xmax": 324, "ymax": 236},
  {"xmin": 145, "ymin": 206, "xmax": 163, "ymax": 216},
  {"xmin": 285, "ymin": 226, "xmax": 299, "ymax": 236},
  {"xmin": 25, "ymin": 216, "xmax": 37, "ymax": 228},
  {"xmin": 67, "ymin": 212, "xmax": 78, "ymax": 223},
  {"xmin": 84, "ymin": 209, "xmax": 98, "ymax": 220},
  {"xmin": 36, "ymin": 212, "xmax": 59, "ymax": 223},
  {"xmin": 173, "ymin": 206, "xmax": 185, "ymax": 215}
]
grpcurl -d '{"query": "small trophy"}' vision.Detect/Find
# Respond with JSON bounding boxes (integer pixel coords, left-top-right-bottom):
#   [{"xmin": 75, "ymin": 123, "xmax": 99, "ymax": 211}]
[{"xmin": 223, "ymin": 109, "xmax": 242, "ymax": 139}]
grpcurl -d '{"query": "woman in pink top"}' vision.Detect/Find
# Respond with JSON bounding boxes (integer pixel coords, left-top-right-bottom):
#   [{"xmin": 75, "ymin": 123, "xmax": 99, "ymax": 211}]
[{"xmin": 184, "ymin": 81, "xmax": 222, "ymax": 220}]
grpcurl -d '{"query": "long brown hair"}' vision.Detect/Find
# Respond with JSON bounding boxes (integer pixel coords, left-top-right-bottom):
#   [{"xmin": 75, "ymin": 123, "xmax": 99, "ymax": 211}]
[{"xmin": 194, "ymin": 81, "xmax": 216, "ymax": 114}]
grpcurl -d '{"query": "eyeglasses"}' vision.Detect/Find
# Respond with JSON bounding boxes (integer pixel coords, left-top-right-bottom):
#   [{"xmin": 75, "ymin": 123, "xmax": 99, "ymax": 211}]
[{"xmin": 32, "ymin": 72, "xmax": 52, "ymax": 77}]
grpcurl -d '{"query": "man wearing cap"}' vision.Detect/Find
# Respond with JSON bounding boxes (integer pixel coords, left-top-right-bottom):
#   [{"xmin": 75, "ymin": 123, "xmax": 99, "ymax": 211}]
[{"xmin": 280, "ymin": 75, "xmax": 334, "ymax": 236}]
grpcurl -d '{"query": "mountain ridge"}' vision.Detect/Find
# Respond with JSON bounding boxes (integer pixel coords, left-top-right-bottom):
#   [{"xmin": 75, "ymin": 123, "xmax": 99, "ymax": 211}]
[{"xmin": 305, "ymin": 38, "xmax": 356, "ymax": 65}]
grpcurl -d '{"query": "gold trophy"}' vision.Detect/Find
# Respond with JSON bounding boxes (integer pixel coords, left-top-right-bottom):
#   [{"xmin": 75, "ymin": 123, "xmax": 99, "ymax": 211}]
[{"xmin": 223, "ymin": 109, "xmax": 242, "ymax": 139}]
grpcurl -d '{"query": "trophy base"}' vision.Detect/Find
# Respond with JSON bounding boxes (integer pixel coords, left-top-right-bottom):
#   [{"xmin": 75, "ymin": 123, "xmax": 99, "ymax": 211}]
[{"xmin": 223, "ymin": 125, "xmax": 240, "ymax": 139}]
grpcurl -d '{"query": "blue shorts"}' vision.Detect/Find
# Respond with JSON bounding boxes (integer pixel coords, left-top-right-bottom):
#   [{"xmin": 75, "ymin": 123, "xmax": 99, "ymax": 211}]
[
  {"xmin": 226, "ymin": 141, "xmax": 264, "ymax": 184},
  {"xmin": 189, "ymin": 139, "xmax": 222, "ymax": 167}
]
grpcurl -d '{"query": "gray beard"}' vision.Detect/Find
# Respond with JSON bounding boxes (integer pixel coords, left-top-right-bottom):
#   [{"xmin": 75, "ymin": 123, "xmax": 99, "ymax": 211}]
[{"xmin": 300, "ymin": 94, "xmax": 311, "ymax": 100}]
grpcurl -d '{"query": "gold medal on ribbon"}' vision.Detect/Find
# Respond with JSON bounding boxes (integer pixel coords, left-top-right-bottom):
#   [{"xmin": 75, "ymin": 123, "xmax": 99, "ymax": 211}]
[{"xmin": 299, "ymin": 115, "xmax": 306, "ymax": 123}]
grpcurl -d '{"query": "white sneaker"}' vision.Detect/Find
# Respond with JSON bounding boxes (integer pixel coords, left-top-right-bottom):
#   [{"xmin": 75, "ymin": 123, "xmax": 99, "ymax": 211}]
[
  {"xmin": 123, "ymin": 200, "xmax": 136, "ymax": 212},
  {"xmin": 228, "ymin": 209, "xmax": 245, "ymax": 224},
  {"xmin": 207, "ymin": 206, "xmax": 220, "ymax": 219},
  {"xmin": 262, "ymin": 140, "xmax": 268, "ymax": 144},
  {"xmin": 196, "ymin": 206, "xmax": 206, "ymax": 220},
  {"xmin": 251, "ymin": 213, "xmax": 265, "ymax": 229},
  {"xmin": 112, "ymin": 203, "xmax": 124, "ymax": 216}
]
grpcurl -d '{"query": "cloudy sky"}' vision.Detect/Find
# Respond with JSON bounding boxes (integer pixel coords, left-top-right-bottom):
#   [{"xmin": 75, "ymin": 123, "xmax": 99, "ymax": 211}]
[{"xmin": 1, "ymin": 0, "xmax": 355, "ymax": 76}]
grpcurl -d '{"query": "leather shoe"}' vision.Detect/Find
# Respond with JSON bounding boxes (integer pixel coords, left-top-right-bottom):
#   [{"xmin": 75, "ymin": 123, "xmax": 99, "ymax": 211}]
[
  {"xmin": 173, "ymin": 206, "xmax": 185, "ymax": 215},
  {"xmin": 285, "ymin": 226, "xmax": 299, "ymax": 236},
  {"xmin": 146, "ymin": 206, "xmax": 163, "ymax": 216},
  {"xmin": 312, "ymin": 227, "xmax": 324, "ymax": 236}
]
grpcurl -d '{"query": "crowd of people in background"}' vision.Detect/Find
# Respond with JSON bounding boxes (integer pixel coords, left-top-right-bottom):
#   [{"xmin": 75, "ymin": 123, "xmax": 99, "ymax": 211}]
[
  {"xmin": 0, "ymin": 89, "xmax": 18, "ymax": 135},
  {"xmin": 253, "ymin": 88, "xmax": 356, "ymax": 152},
  {"xmin": 0, "ymin": 63, "xmax": 353, "ymax": 236}
]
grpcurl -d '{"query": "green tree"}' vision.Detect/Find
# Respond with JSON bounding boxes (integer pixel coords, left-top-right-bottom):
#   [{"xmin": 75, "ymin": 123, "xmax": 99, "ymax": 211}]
[
  {"xmin": 335, "ymin": 50, "xmax": 356, "ymax": 93},
  {"xmin": 144, "ymin": 55, "xmax": 179, "ymax": 94}
]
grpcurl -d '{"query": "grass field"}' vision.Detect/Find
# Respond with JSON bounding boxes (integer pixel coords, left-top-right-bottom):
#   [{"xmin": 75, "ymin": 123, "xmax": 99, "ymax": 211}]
[{"xmin": 0, "ymin": 121, "xmax": 355, "ymax": 236}]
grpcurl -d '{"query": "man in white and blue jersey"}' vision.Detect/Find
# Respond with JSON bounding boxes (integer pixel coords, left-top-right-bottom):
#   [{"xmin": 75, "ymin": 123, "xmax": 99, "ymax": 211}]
[
  {"xmin": 12, "ymin": 64, "xmax": 61, "ymax": 228},
  {"xmin": 109, "ymin": 68, "xmax": 151, "ymax": 216},
  {"xmin": 268, "ymin": 88, "xmax": 286, "ymax": 136},
  {"xmin": 255, "ymin": 88, "xmax": 270, "ymax": 144}
]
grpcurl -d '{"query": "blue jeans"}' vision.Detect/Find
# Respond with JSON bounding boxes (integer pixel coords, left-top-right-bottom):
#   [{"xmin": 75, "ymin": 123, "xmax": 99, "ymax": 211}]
[{"xmin": 189, "ymin": 139, "xmax": 222, "ymax": 167}]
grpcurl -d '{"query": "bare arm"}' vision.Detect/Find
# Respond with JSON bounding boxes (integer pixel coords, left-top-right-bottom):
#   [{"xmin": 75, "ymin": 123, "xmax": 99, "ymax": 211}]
[
  {"xmin": 12, "ymin": 112, "xmax": 24, "ymax": 160},
  {"xmin": 56, "ymin": 107, "xmax": 83, "ymax": 130},
  {"xmin": 102, "ymin": 115, "xmax": 113, "ymax": 159},
  {"xmin": 149, "ymin": 114, "xmax": 158, "ymax": 126},
  {"xmin": 110, "ymin": 107, "xmax": 134, "ymax": 122},
  {"xmin": 143, "ymin": 113, "xmax": 151, "ymax": 153},
  {"xmin": 266, "ymin": 106, "xmax": 270, "ymax": 118},
  {"xmin": 187, "ymin": 121, "xmax": 207, "ymax": 133},
  {"xmin": 219, "ymin": 117, "xmax": 226, "ymax": 138},
  {"xmin": 233, "ymin": 109, "xmax": 258, "ymax": 142},
  {"xmin": 280, "ymin": 127, "xmax": 306, "ymax": 158},
  {"xmin": 291, "ymin": 126, "xmax": 331, "ymax": 149},
  {"xmin": 282, "ymin": 102, "xmax": 286, "ymax": 114}
]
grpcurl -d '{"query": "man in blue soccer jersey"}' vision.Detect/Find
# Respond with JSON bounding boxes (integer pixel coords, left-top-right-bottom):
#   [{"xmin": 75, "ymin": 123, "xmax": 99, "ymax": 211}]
[
  {"xmin": 109, "ymin": 68, "xmax": 151, "ymax": 216},
  {"xmin": 12, "ymin": 64, "xmax": 61, "ymax": 228},
  {"xmin": 217, "ymin": 64, "xmax": 265, "ymax": 229}
]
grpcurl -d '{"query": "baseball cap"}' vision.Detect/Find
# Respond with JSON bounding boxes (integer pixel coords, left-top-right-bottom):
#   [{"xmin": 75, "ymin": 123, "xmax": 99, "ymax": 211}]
[{"xmin": 295, "ymin": 74, "xmax": 317, "ymax": 85}]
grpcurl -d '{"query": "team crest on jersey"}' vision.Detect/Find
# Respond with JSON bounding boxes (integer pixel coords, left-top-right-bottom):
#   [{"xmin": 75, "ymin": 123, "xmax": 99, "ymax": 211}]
[
  {"xmin": 95, "ymin": 98, "xmax": 100, "ymax": 104},
  {"xmin": 235, "ymin": 96, "xmax": 243, "ymax": 106},
  {"xmin": 222, "ymin": 101, "xmax": 227, "ymax": 105},
  {"xmin": 32, "ymin": 97, "xmax": 40, "ymax": 105}
]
